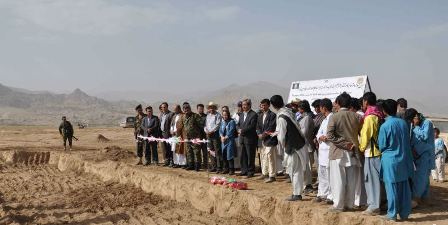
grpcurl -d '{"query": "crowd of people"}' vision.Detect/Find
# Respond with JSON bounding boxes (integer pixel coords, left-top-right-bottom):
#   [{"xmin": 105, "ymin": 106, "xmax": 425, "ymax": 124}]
[{"xmin": 132, "ymin": 93, "xmax": 447, "ymax": 222}]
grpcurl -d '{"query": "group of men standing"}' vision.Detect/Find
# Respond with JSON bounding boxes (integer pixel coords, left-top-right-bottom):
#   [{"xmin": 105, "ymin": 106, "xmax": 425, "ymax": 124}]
[
  {"xmin": 132, "ymin": 92, "xmax": 446, "ymax": 222},
  {"xmin": 134, "ymin": 102, "xmax": 204, "ymax": 170},
  {"xmin": 134, "ymin": 99, "xmax": 286, "ymax": 183},
  {"xmin": 271, "ymin": 92, "xmax": 444, "ymax": 222}
]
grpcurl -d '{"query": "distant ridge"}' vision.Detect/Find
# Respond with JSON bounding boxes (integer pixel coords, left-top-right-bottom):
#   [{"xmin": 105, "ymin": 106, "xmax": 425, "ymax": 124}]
[
  {"xmin": 0, "ymin": 83, "xmax": 136, "ymax": 126},
  {"xmin": 0, "ymin": 82, "xmax": 446, "ymax": 125},
  {"xmin": 0, "ymin": 81, "xmax": 288, "ymax": 125},
  {"xmin": 193, "ymin": 81, "xmax": 288, "ymax": 108}
]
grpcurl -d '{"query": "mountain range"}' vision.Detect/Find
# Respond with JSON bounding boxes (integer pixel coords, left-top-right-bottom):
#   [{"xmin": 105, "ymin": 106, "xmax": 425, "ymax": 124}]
[
  {"xmin": 0, "ymin": 82, "xmax": 288, "ymax": 126},
  {"xmin": 0, "ymin": 83, "xmax": 137, "ymax": 126},
  {"xmin": 0, "ymin": 81, "xmax": 446, "ymax": 126}
]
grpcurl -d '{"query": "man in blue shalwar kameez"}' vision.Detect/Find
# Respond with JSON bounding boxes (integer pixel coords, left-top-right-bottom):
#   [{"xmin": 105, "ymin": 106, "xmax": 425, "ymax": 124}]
[
  {"xmin": 405, "ymin": 108, "xmax": 436, "ymax": 207},
  {"xmin": 378, "ymin": 99, "xmax": 414, "ymax": 221}
]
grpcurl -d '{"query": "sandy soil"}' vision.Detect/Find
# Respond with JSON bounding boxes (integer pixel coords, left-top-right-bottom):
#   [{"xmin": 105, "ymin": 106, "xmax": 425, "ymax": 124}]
[
  {"xmin": 0, "ymin": 164, "xmax": 265, "ymax": 225},
  {"xmin": 0, "ymin": 126, "xmax": 447, "ymax": 225}
]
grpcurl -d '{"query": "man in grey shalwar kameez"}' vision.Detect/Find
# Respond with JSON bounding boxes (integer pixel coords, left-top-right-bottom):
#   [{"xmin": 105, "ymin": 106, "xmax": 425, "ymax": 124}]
[{"xmin": 297, "ymin": 100, "xmax": 316, "ymax": 195}]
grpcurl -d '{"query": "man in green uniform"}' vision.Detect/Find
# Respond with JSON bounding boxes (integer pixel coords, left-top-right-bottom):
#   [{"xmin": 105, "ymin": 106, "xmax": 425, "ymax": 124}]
[
  {"xmin": 134, "ymin": 104, "xmax": 147, "ymax": 165},
  {"xmin": 179, "ymin": 102, "xmax": 203, "ymax": 171},
  {"xmin": 59, "ymin": 116, "xmax": 74, "ymax": 151}
]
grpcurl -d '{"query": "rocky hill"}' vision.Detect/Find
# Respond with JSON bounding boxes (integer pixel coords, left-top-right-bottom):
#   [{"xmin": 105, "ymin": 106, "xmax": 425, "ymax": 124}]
[
  {"xmin": 192, "ymin": 81, "xmax": 288, "ymax": 108},
  {"xmin": 0, "ymin": 83, "xmax": 136, "ymax": 126}
]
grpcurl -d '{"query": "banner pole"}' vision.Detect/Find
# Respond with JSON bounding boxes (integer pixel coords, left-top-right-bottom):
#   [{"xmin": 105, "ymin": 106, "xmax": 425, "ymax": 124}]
[{"xmin": 367, "ymin": 76, "xmax": 372, "ymax": 92}]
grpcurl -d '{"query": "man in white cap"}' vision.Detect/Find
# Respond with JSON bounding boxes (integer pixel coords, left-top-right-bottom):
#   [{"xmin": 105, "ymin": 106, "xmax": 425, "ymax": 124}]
[{"xmin": 205, "ymin": 102, "xmax": 223, "ymax": 173}]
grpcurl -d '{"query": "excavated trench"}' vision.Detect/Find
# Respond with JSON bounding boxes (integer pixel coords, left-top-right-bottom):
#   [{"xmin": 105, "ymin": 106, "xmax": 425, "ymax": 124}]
[
  {"xmin": 0, "ymin": 151, "xmax": 405, "ymax": 225},
  {"xmin": 0, "ymin": 151, "xmax": 265, "ymax": 225},
  {"xmin": 0, "ymin": 151, "xmax": 54, "ymax": 166}
]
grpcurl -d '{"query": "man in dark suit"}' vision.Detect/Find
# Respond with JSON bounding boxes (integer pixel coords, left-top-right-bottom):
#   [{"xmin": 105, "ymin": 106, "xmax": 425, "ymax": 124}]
[
  {"xmin": 159, "ymin": 102, "xmax": 175, "ymax": 167},
  {"xmin": 197, "ymin": 104, "xmax": 208, "ymax": 169},
  {"xmin": 256, "ymin": 99, "xmax": 278, "ymax": 183},
  {"xmin": 237, "ymin": 99, "xmax": 258, "ymax": 178},
  {"xmin": 141, "ymin": 106, "xmax": 161, "ymax": 166}
]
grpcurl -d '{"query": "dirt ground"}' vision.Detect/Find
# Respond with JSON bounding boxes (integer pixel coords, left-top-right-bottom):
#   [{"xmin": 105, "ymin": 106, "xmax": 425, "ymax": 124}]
[
  {"xmin": 0, "ymin": 164, "xmax": 265, "ymax": 225},
  {"xmin": 0, "ymin": 126, "xmax": 447, "ymax": 225}
]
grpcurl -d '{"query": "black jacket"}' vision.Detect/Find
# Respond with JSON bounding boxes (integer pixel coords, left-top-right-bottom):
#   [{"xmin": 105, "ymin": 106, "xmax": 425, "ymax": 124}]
[
  {"xmin": 141, "ymin": 115, "xmax": 161, "ymax": 137},
  {"xmin": 238, "ymin": 110, "xmax": 258, "ymax": 145},
  {"xmin": 256, "ymin": 110, "xmax": 278, "ymax": 147},
  {"xmin": 198, "ymin": 113, "xmax": 207, "ymax": 139}
]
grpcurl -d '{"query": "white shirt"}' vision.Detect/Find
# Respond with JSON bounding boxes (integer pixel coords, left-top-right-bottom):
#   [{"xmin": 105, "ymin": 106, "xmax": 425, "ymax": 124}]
[
  {"xmin": 276, "ymin": 115, "xmax": 287, "ymax": 149},
  {"xmin": 232, "ymin": 112, "xmax": 240, "ymax": 122},
  {"xmin": 262, "ymin": 112, "xmax": 267, "ymax": 125},
  {"xmin": 243, "ymin": 112, "xmax": 248, "ymax": 122},
  {"xmin": 170, "ymin": 114, "xmax": 180, "ymax": 134},
  {"xmin": 316, "ymin": 113, "xmax": 332, "ymax": 167},
  {"xmin": 161, "ymin": 113, "xmax": 168, "ymax": 132}
]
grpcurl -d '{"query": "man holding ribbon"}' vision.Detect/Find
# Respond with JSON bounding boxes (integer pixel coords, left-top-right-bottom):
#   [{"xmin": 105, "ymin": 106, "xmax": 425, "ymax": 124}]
[
  {"xmin": 205, "ymin": 102, "xmax": 223, "ymax": 173},
  {"xmin": 178, "ymin": 102, "xmax": 203, "ymax": 171}
]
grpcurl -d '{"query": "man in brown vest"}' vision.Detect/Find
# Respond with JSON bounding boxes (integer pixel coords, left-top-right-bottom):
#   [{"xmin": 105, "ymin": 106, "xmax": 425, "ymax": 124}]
[{"xmin": 326, "ymin": 92, "xmax": 361, "ymax": 212}]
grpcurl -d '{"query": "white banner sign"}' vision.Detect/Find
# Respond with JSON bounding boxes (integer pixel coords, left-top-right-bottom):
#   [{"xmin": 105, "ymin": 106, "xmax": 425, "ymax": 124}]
[{"xmin": 288, "ymin": 75, "xmax": 370, "ymax": 104}]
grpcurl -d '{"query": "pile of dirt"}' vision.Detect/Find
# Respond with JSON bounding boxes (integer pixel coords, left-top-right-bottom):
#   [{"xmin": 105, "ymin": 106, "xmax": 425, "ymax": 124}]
[
  {"xmin": 97, "ymin": 134, "xmax": 110, "ymax": 143},
  {"xmin": 99, "ymin": 145, "xmax": 135, "ymax": 161}
]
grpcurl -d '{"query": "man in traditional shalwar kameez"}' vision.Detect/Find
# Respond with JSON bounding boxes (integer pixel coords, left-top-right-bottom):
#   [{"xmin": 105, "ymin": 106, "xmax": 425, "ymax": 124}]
[
  {"xmin": 271, "ymin": 95, "xmax": 306, "ymax": 201},
  {"xmin": 379, "ymin": 99, "xmax": 414, "ymax": 221},
  {"xmin": 405, "ymin": 108, "xmax": 436, "ymax": 207},
  {"xmin": 326, "ymin": 93, "xmax": 361, "ymax": 212},
  {"xmin": 313, "ymin": 98, "xmax": 334, "ymax": 204},
  {"xmin": 359, "ymin": 92, "xmax": 384, "ymax": 215},
  {"xmin": 297, "ymin": 100, "xmax": 316, "ymax": 195}
]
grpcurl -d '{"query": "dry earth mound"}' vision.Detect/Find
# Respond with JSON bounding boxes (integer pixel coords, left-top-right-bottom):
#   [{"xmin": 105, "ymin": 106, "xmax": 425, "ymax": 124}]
[{"xmin": 97, "ymin": 134, "xmax": 110, "ymax": 143}]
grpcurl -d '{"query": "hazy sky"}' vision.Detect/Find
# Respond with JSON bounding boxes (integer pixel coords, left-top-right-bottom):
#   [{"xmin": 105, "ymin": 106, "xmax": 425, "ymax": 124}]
[{"xmin": 1, "ymin": 0, "xmax": 448, "ymax": 102}]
